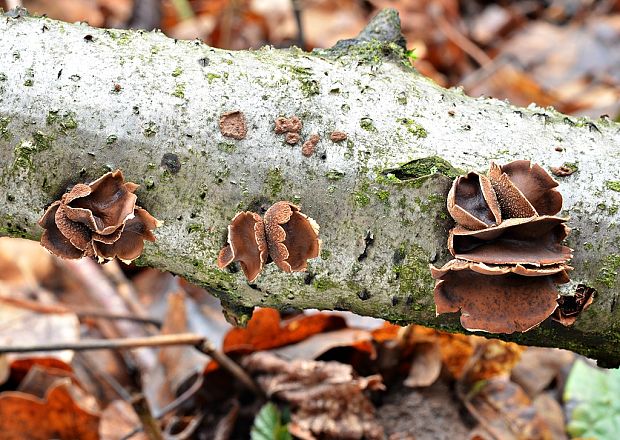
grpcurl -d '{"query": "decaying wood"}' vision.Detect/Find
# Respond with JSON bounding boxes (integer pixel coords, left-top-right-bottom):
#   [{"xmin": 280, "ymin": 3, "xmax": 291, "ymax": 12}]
[{"xmin": 1, "ymin": 8, "xmax": 620, "ymax": 365}]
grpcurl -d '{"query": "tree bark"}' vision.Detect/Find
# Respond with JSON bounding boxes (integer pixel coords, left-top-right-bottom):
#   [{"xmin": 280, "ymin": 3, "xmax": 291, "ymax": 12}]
[{"xmin": 1, "ymin": 9, "xmax": 620, "ymax": 365}]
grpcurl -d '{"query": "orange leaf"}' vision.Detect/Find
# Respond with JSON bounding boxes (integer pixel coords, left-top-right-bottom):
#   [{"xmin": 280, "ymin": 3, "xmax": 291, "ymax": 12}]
[
  {"xmin": 0, "ymin": 379, "xmax": 100, "ymax": 440},
  {"xmin": 223, "ymin": 308, "xmax": 346, "ymax": 354}
]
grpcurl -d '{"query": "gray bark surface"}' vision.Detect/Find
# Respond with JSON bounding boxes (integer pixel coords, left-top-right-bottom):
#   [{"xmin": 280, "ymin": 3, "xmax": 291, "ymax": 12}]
[{"xmin": 1, "ymin": 9, "xmax": 620, "ymax": 365}]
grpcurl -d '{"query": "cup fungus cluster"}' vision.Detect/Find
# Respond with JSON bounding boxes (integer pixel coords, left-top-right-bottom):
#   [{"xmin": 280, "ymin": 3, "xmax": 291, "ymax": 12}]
[
  {"xmin": 218, "ymin": 201, "xmax": 321, "ymax": 282},
  {"xmin": 431, "ymin": 160, "xmax": 574, "ymax": 333},
  {"xmin": 39, "ymin": 170, "xmax": 160, "ymax": 263}
]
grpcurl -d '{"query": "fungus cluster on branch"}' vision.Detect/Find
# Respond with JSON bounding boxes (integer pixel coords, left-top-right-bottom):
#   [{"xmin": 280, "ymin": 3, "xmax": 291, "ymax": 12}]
[
  {"xmin": 218, "ymin": 202, "xmax": 321, "ymax": 282},
  {"xmin": 431, "ymin": 160, "xmax": 578, "ymax": 333},
  {"xmin": 39, "ymin": 170, "xmax": 160, "ymax": 263}
]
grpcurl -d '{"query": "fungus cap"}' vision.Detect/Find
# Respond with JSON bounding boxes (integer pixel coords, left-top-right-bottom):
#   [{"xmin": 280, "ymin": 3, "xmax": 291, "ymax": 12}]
[
  {"xmin": 488, "ymin": 161, "xmax": 562, "ymax": 218},
  {"xmin": 431, "ymin": 261, "xmax": 566, "ymax": 333},
  {"xmin": 447, "ymin": 172, "xmax": 501, "ymax": 230},
  {"xmin": 217, "ymin": 211, "xmax": 268, "ymax": 282},
  {"xmin": 264, "ymin": 202, "xmax": 320, "ymax": 273},
  {"xmin": 448, "ymin": 216, "xmax": 572, "ymax": 266},
  {"xmin": 38, "ymin": 170, "xmax": 159, "ymax": 262}
]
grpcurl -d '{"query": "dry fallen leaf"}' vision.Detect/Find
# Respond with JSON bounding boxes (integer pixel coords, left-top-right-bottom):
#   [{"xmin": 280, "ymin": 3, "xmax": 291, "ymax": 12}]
[
  {"xmin": 143, "ymin": 291, "xmax": 209, "ymax": 413},
  {"xmin": 511, "ymin": 347, "xmax": 574, "ymax": 397},
  {"xmin": 466, "ymin": 378, "xmax": 552, "ymax": 440},
  {"xmin": 100, "ymin": 400, "xmax": 149, "ymax": 440},
  {"xmin": 244, "ymin": 351, "xmax": 385, "ymax": 440},
  {"xmin": 223, "ymin": 308, "xmax": 346, "ymax": 354},
  {"xmin": 0, "ymin": 378, "xmax": 100, "ymax": 440},
  {"xmin": 0, "ymin": 297, "xmax": 80, "ymax": 367},
  {"xmin": 0, "ymin": 237, "xmax": 54, "ymax": 288},
  {"xmin": 270, "ymin": 328, "xmax": 376, "ymax": 361},
  {"xmin": 404, "ymin": 342, "xmax": 442, "ymax": 388}
]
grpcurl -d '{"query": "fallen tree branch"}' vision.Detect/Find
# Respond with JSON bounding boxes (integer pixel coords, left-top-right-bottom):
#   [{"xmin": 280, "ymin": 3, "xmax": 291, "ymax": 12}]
[{"xmin": 1, "ymin": 9, "xmax": 620, "ymax": 365}]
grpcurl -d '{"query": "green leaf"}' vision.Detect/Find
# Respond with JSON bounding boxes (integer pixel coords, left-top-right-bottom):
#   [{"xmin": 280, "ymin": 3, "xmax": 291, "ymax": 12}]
[
  {"xmin": 250, "ymin": 402, "xmax": 292, "ymax": 440},
  {"xmin": 564, "ymin": 359, "xmax": 620, "ymax": 439}
]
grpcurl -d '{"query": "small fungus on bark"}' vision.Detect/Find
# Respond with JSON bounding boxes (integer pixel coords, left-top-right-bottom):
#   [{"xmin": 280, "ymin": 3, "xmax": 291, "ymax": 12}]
[
  {"xmin": 218, "ymin": 201, "xmax": 320, "ymax": 281},
  {"xmin": 330, "ymin": 131, "xmax": 347, "ymax": 142},
  {"xmin": 38, "ymin": 170, "xmax": 161, "ymax": 263},
  {"xmin": 219, "ymin": 110, "xmax": 247, "ymax": 140},
  {"xmin": 552, "ymin": 285, "xmax": 595, "ymax": 326},
  {"xmin": 285, "ymin": 132, "xmax": 301, "ymax": 145},
  {"xmin": 431, "ymin": 160, "xmax": 577, "ymax": 333},
  {"xmin": 301, "ymin": 134, "xmax": 320, "ymax": 158},
  {"xmin": 274, "ymin": 116, "xmax": 302, "ymax": 134},
  {"xmin": 550, "ymin": 165, "xmax": 577, "ymax": 177}
]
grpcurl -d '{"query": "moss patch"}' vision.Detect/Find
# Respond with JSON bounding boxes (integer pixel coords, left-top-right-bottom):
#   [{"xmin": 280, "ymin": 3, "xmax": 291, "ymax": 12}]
[
  {"xmin": 13, "ymin": 140, "xmax": 38, "ymax": 169},
  {"xmin": 353, "ymin": 180, "xmax": 371, "ymax": 207},
  {"xmin": 283, "ymin": 65, "xmax": 320, "ymax": 97},
  {"xmin": 218, "ymin": 142, "xmax": 236, "ymax": 153},
  {"xmin": 397, "ymin": 117, "xmax": 427, "ymax": 138},
  {"xmin": 32, "ymin": 131, "xmax": 54, "ymax": 151},
  {"xmin": 380, "ymin": 156, "xmax": 462, "ymax": 187},
  {"xmin": 46, "ymin": 110, "xmax": 78, "ymax": 134},
  {"xmin": 0, "ymin": 116, "xmax": 11, "ymax": 141},
  {"xmin": 206, "ymin": 73, "xmax": 221, "ymax": 83},
  {"xmin": 360, "ymin": 117, "xmax": 376, "ymax": 132},
  {"xmin": 596, "ymin": 254, "xmax": 620, "ymax": 288},
  {"xmin": 172, "ymin": 83, "xmax": 186, "ymax": 99},
  {"xmin": 375, "ymin": 189, "xmax": 390, "ymax": 204},
  {"xmin": 605, "ymin": 181, "xmax": 620, "ymax": 193},
  {"xmin": 313, "ymin": 277, "xmax": 340, "ymax": 291},
  {"xmin": 335, "ymin": 39, "xmax": 413, "ymax": 68},
  {"xmin": 265, "ymin": 167, "xmax": 285, "ymax": 197},
  {"xmin": 325, "ymin": 170, "xmax": 345, "ymax": 181},
  {"xmin": 392, "ymin": 243, "xmax": 434, "ymax": 311}
]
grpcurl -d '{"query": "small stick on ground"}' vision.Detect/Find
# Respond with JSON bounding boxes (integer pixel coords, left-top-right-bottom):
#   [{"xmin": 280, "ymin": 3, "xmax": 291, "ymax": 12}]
[
  {"xmin": 197, "ymin": 339, "xmax": 265, "ymax": 399},
  {"xmin": 130, "ymin": 393, "xmax": 165, "ymax": 440},
  {"xmin": 0, "ymin": 333, "xmax": 265, "ymax": 398},
  {"xmin": 0, "ymin": 333, "xmax": 205, "ymax": 353}
]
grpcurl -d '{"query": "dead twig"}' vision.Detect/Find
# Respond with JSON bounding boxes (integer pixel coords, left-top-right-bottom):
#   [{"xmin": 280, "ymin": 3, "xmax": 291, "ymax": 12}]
[
  {"xmin": 0, "ymin": 294, "xmax": 161, "ymax": 326},
  {"xmin": 0, "ymin": 333, "xmax": 205, "ymax": 353},
  {"xmin": 197, "ymin": 339, "xmax": 266, "ymax": 399},
  {"xmin": 119, "ymin": 375, "xmax": 206, "ymax": 440},
  {"xmin": 130, "ymin": 393, "xmax": 165, "ymax": 440},
  {"xmin": 429, "ymin": 3, "xmax": 492, "ymax": 67},
  {"xmin": 0, "ymin": 333, "xmax": 264, "ymax": 398}
]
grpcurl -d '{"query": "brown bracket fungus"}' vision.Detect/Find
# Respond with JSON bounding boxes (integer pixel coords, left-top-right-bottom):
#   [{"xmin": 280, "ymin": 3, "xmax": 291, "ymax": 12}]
[
  {"xmin": 447, "ymin": 172, "xmax": 501, "ymax": 231},
  {"xmin": 38, "ymin": 170, "xmax": 161, "ymax": 263},
  {"xmin": 432, "ymin": 160, "xmax": 576, "ymax": 334},
  {"xmin": 552, "ymin": 284, "xmax": 595, "ymax": 326},
  {"xmin": 218, "ymin": 201, "xmax": 320, "ymax": 281},
  {"xmin": 217, "ymin": 211, "xmax": 268, "ymax": 283}
]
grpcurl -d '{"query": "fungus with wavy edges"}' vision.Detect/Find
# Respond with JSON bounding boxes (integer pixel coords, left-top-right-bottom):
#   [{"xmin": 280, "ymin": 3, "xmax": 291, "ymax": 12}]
[
  {"xmin": 218, "ymin": 201, "xmax": 320, "ymax": 281},
  {"xmin": 432, "ymin": 160, "xmax": 575, "ymax": 333},
  {"xmin": 39, "ymin": 170, "xmax": 160, "ymax": 263}
]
